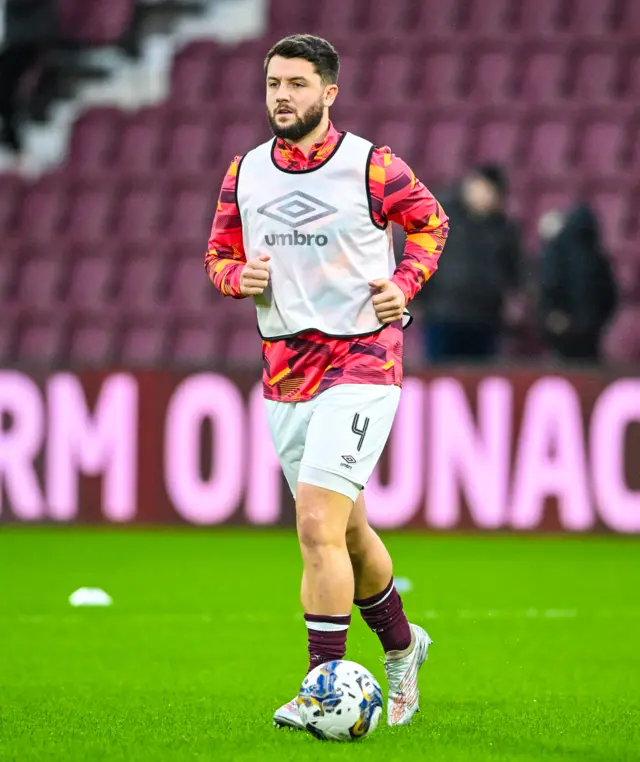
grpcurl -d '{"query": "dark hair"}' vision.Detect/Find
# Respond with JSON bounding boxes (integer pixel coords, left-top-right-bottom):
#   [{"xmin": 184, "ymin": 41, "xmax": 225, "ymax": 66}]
[
  {"xmin": 472, "ymin": 163, "xmax": 509, "ymax": 196},
  {"xmin": 264, "ymin": 34, "xmax": 340, "ymax": 84}
]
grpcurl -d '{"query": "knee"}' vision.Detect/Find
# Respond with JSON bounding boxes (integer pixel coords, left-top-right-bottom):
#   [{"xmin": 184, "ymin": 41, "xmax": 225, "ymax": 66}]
[{"xmin": 296, "ymin": 487, "xmax": 348, "ymax": 552}]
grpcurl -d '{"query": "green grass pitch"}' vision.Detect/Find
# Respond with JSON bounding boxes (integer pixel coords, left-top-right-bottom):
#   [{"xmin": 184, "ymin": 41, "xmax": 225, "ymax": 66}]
[{"xmin": 1, "ymin": 528, "xmax": 639, "ymax": 761}]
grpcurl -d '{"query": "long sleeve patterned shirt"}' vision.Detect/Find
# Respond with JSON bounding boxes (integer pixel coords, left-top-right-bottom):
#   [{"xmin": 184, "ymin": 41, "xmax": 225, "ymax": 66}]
[{"xmin": 205, "ymin": 122, "xmax": 449, "ymax": 402}]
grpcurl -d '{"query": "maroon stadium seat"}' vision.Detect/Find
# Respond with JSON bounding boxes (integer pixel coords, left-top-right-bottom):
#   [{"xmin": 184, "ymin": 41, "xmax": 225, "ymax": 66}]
[
  {"xmin": 519, "ymin": 46, "xmax": 567, "ymax": 104},
  {"xmin": 172, "ymin": 322, "xmax": 221, "ymax": 365},
  {"xmin": 164, "ymin": 118, "xmax": 212, "ymax": 174},
  {"xmin": 16, "ymin": 315, "xmax": 66, "ymax": 365},
  {"xmin": 115, "ymin": 108, "xmax": 165, "ymax": 174},
  {"xmin": 66, "ymin": 251, "xmax": 117, "ymax": 310},
  {"xmin": 167, "ymin": 255, "xmax": 213, "ymax": 313},
  {"xmin": 15, "ymin": 249, "xmax": 64, "ymax": 308},
  {"xmin": 121, "ymin": 321, "xmax": 167, "ymax": 365},
  {"xmin": 166, "ymin": 180, "xmax": 215, "ymax": 240},
  {"xmin": 116, "ymin": 248, "xmax": 166, "ymax": 313},
  {"xmin": 72, "ymin": 0, "xmax": 135, "ymax": 45},
  {"xmin": 420, "ymin": 120, "xmax": 469, "ymax": 184},
  {"xmin": 566, "ymin": 0, "xmax": 617, "ymax": 35},
  {"xmin": 68, "ymin": 316, "xmax": 117, "ymax": 365},
  {"xmin": 362, "ymin": 0, "xmax": 415, "ymax": 32},
  {"xmin": 415, "ymin": 50, "xmax": 464, "ymax": 104},
  {"xmin": 577, "ymin": 121, "xmax": 626, "ymax": 178},
  {"xmin": 468, "ymin": 48, "xmax": 515, "ymax": 104},
  {"xmin": 588, "ymin": 191, "xmax": 628, "ymax": 249},
  {"xmin": 526, "ymin": 120, "xmax": 573, "ymax": 176},
  {"xmin": 116, "ymin": 182, "xmax": 165, "ymax": 239},
  {"xmin": 472, "ymin": 117, "xmax": 522, "ymax": 165},
  {"xmin": 68, "ymin": 108, "xmax": 123, "ymax": 172},
  {"xmin": 369, "ymin": 53, "xmax": 413, "ymax": 103},
  {"xmin": 570, "ymin": 47, "xmax": 619, "ymax": 102},
  {"xmin": 224, "ymin": 326, "xmax": 262, "ymax": 365},
  {"xmin": 312, "ymin": 0, "xmax": 360, "ymax": 34},
  {"xmin": 217, "ymin": 55, "xmax": 264, "ymax": 107},
  {"xmin": 171, "ymin": 45, "xmax": 216, "ymax": 106},
  {"xmin": 516, "ymin": 0, "xmax": 567, "ymax": 35},
  {"xmin": 603, "ymin": 306, "xmax": 640, "ymax": 363},
  {"xmin": 18, "ymin": 176, "xmax": 67, "ymax": 240},
  {"xmin": 462, "ymin": 0, "xmax": 514, "ymax": 35},
  {"xmin": 65, "ymin": 184, "xmax": 114, "ymax": 240},
  {"xmin": 413, "ymin": 0, "xmax": 461, "ymax": 36}
]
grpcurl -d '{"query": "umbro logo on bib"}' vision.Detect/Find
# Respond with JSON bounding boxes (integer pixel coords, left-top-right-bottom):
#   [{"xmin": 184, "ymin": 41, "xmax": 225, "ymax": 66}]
[{"xmin": 257, "ymin": 190, "xmax": 338, "ymax": 229}]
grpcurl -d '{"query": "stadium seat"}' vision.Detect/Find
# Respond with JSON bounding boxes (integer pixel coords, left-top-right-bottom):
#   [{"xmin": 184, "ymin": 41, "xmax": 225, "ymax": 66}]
[
  {"xmin": 369, "ymin": 53, "xmax": 413, "ymax": 103},
  {"xmin": 18, "ymin": 176, "xmax": 67, "ymax": 240},
  {"xmin": 577, "ymin": 121, "xmax": 626, "ymax": 178},
  {"xmin": 66, "ymin": 251, "xmax": 116, "ymax": 310},
  {"xmin": 68, "ymin": 108, "xmax": 123, "ymax": 173},
  {"xmin": 516, "ymin": 0, "xmax": 568, "ymax": 35},
  {"xmin": 171, "ymin": 46, "xmax": 216, "ymax": 106},
  {"xmin": 217, "ymin": 55, "xmax": 264, "ymax": 107},
  {"xmin": 67, "ymin": 0, "xmax": 135, "ymax": 45},
  {"xmin": 467, "ymin": 48, "xmax": 515, "ymax": 104},
  {"xmin": 603, "ymin": 306, "xmax": 640, "ymax": 362},
  {"xmin": 461, "ymin": 0, "xmax": 514, "ymax": 35},
  {"xmin": 166, "ymin": 180, "xmax": 216, "ymax": 241},
  {"xmin": 15, "ymin": 250, "xmax": 64, "ymax": 308},
  {"xmin": 16, "ymin": 315, "xmax": 66, "ymax": 365},
  {"xmin": 164, "ymin": 118, "xmax": 213, "ymax": 174},
  {"xmin": 567, "ymin": 0, "xmax": 618, "ymax": 34},
  {"xmin": 570, "ymin": 47, "xmax": 619, "ymax": 102},
  {"xmin": 589, "ymin": 191, "xmax": 628, "ymax": 249},
  {"xmin": 472, "ymin": 118, "xmax": 522, "ymax": 165},
  {"xmin": 116, "ymin": 182, "xmax": 165, "ymax": 240},
  {"xmin": 113, "ymin": 249, "xmax": 165, "ymax": 316},
  {"xmin": 68, "ymin": 316, "xmax": 117, "ymax": 365},
  {"xmin": 519, "ymin": 46, "xmax": 567, "ymax": 104},
  {"xmin": 362, "ymin": 0, "xmax": 415, "ymax": 32},
  {"xmin": 166, "ymin": 255, "xmax": 214, "ymax": 314},
  {"xmin": 413, "ymin": 50, "xmax": 464, "ymax": 104},
  {"xmin": 172, "ymin": 322, "xmax": 221, "ymax": 365},
  {"xmin": 224, "ymin": 326, "xmax": 262, "ymax": 365},
  {"xmin": 64, "ymin": 184, "xmax": 114, "ymax": 240},
  {"xmin": 412, "ymin": 0, "xmax": 461, "ymax": 37},
  {"xmin": 526, "ymin": 120, "xmax": 573, "ymax": 176},
  {"xmin": 311, "ymin": 0, "xmax": 360, "ymax": 34},
  {"xmin": 419, "ymin": 120, "xmax": 469, "ymax": 185},
  {"xmin": 121, "ymin": 321, "xmax": 167, "ymax": 366},
  {"xmin": 115, "ymin": 108, "xmax": 165, "ymax": 175}
]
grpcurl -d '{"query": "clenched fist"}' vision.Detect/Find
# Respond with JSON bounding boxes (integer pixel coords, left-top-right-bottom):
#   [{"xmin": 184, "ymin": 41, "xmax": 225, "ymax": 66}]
[
  {"xmin": 369, "ymin": 278, "xmax": 406, "ymax": 324},
  {"xmin": 240, "ymin": 254, "xmax": 271, "ymax": 296}
]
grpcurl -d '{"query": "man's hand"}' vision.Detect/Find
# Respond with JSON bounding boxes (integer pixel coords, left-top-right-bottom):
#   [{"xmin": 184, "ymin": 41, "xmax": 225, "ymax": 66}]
[
  {"xmin": 240, "ymin": 254, "xmax": 271, "ymax": 296},
  {"xmin": 369, "ymin": 278, "xmax": 406, "ymax": 324}
]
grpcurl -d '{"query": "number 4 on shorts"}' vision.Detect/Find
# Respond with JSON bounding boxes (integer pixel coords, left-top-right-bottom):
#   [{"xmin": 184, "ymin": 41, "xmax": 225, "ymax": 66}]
[{"xmin": 351, "ymin": 414, "xmax": 370, "ymax": 452}]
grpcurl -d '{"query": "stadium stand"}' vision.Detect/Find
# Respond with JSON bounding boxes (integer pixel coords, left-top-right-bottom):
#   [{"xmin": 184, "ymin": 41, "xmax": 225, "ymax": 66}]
[{"xmin": 0, "ymin": 0, "xmax": 638, "ymax": 367}]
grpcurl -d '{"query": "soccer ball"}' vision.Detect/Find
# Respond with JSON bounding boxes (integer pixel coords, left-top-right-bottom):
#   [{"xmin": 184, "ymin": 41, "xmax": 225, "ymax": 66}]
[{"xmin": 297, "ymin": 660, "xmax": 383, "ymax": 741}]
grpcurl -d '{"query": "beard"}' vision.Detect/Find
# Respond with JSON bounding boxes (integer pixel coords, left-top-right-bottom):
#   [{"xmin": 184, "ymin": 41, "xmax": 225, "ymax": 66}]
[{"xmin": 267, "ymin": 97, "xmax": 325, "ymax": 142}]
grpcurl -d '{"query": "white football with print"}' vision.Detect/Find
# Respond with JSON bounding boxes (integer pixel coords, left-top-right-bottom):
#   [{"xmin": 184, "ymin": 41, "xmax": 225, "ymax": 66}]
[{"xmin": 297, "ymin": 659, "xmax": 383, "ymax": 741}]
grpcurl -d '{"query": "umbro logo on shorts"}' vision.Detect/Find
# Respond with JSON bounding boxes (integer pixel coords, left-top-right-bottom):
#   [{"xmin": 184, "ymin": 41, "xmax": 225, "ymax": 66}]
[
  {"xmin": 257, "ymin": 190, "xmax": 338, "ymax": 230},
  {"xmin": 341, "ymin": 455, "xmax": 357, "ymax": 470}
]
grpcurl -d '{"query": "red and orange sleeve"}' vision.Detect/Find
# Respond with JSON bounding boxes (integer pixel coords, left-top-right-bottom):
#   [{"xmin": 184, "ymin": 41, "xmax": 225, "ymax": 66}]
[
  {"xmin": 369, "ymin": 146, "xmax": 449, "ymax": 304},
  {"xmin": 204, "ymin": 156, "xmax": 246, "ymax": 298}
]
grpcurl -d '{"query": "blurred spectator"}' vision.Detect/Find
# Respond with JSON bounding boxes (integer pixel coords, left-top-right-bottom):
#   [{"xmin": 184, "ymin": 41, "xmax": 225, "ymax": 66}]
[
  {"xmin": 0, "ymin": 0, "xmax": 57, "ymax": 152},
  {"xmin": 418, "ymin": 164, "xmax": 522, "ymax": 363},
  {"xmin": 538, "ymin": 202, "xmax": 618, "ymax": 364}
]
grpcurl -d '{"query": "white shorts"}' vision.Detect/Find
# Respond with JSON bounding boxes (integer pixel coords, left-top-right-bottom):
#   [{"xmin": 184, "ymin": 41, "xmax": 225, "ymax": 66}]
[{"xmin": 264, "ymin": 383, "xmax": 401, "ymax": 501}]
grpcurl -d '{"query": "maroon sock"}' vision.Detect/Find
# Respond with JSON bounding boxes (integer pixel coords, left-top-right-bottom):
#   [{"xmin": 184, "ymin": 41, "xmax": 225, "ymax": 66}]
[
  {"xmin": 355, "ymin": 579, "xmax": 412, "ymax": 653},
  {"xmin": 304, "ymin": 613, "xmax": 351, "ymax": 673}
]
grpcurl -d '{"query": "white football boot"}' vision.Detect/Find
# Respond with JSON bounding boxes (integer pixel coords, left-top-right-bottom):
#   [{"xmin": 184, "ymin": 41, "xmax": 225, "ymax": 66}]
[
  {"xmin": 273, "ymin": 697, "xmax": 305, "ymax": 730},
  {"xmin": 384, "ymin": 623, "xmax": 432, "ymax": 726}
]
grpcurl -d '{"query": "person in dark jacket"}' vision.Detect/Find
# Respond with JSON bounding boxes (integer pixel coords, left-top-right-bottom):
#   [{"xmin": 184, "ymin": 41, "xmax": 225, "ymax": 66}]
[
  {"xmin": 418, "ymin": 164, "xmax": 522, "ymax": 363},
  {"xmin": 0, "ymin": 0, "xmax": 57, "ymax": 152},
  {"xmin": 538, "ymin": 202, "xmax": 618, "ymax": 363}
]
